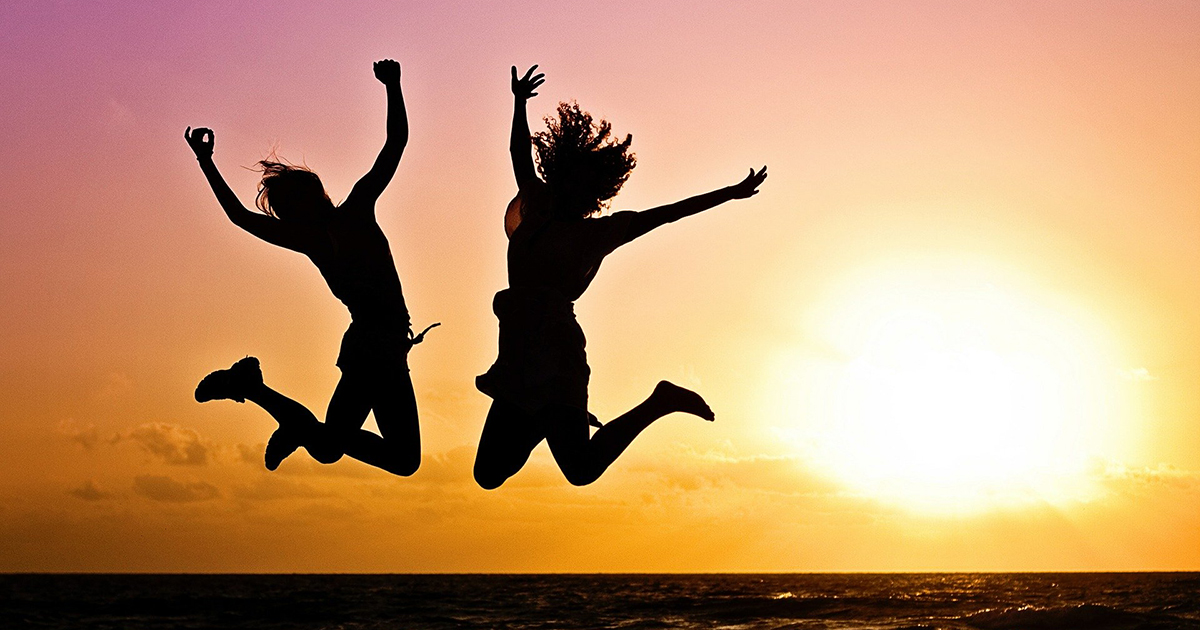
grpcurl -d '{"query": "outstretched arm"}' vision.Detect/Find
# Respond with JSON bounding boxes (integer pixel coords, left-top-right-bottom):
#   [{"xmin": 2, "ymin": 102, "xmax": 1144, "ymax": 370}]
[
  {"xmin": 184, "ymin": 127, "xmax": 308, "ymax": 252},
  {"xmin": 625, "ymin": 166, "xmax": 768, "ymax": 242},
  {"xmin": 346, "ymin": 59, "xmax": 408, "ymax": 207},
  {"xmin": 510, "ymin": 64, "xmax": 545, "ymax": 189}
]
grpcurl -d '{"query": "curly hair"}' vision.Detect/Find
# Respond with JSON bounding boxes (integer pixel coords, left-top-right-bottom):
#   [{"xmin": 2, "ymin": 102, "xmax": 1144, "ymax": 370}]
[
  {"xmin": 533, "ymin": 101, "xmax": 636, "ymax": 219},
  {"xmin": 253, "ymin": 160, "xmax": 331, "ymax": 217}
]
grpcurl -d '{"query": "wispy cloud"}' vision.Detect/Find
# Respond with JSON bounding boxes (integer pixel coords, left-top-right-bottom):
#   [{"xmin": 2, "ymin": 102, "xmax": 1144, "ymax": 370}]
[
  {"xmin": 236, "ymin": 443, "xmax": 265, "ymax": 466},
  {"xmin": 92, "ymin": 372, "xmax": 134, "ymax": 401},
  {"xmin": 231, "ymin": 477, "xmax": 331, "ymax": 501},
  {"xmin": 133, "ymin": 475, "xmax": 220, "ymax": 503},
  {"xmin": 1120, "ymin": 367, "xmax": 1157, "ymax": 382},
  {"xmin": 1102, "ymin": 463, "xmax": 1199, "ymax": 489},
  {"xmin": 67, "ymin": 480, "xmax": 113, "ymax": 501},
  {"xmin": 629, "ymin": 444, "xmax": 840, "ymax": 496},
  {"xmin": 124, "ymin": 423, "xmax": 212, "ymax": 466},
  {"xmin": 56, "ymin": 419, "xmax": 101, "ymax": 450}
]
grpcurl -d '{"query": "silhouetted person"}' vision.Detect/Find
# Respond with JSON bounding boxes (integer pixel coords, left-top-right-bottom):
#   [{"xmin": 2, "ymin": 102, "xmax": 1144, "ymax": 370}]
[
  {"xmin": 185, "ymin": 59, "xmax": 435, "ymax": 476},
  {"xmin": 473, "ymin": 65, "xmax": 767, "ymax": 489}
]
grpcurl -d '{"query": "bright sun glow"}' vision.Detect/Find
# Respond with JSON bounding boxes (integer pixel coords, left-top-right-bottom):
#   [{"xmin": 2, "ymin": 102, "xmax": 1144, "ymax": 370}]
[{"xmin": 778, "ymin": 261, "xmax": 1124, "ymax": 515}]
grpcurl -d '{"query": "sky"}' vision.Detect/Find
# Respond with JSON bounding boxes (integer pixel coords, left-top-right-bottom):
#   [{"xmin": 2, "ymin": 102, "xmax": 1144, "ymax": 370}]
[{"xmin": 1, "ymin": 0, "xmax": 1198, "ymax": 572}]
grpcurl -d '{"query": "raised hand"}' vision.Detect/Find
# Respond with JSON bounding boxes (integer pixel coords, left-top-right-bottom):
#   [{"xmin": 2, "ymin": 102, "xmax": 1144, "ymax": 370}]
[
  {"xmin": 374, "ymin": 58, "xmax": 401, "ymax": 85},
  {"xmin": 184, "ymin": 126, "xmax": 214, "ymax": 158},
  {"xmin": 511, "ymin": 64, "xmax": 545, "ymax": 100},
  {"xmin": 729, "ymin": 166, "xmax": 768, "ymax": 199}
]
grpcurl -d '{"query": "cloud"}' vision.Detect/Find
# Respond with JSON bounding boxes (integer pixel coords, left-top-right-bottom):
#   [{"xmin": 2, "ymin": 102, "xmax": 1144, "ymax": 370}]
[
  {"xmin": 1101, "ymin": 463, "xmax": 1200, "ymax": 490},
  {"xmin": 237, "ymin": 443, "xmax": 264, "ymax": 466},
  {"xmin": 57, "ymin": 419, "xmax": 101, "ymax": 450},
  {"xmin": 1120, "ymin": 367, "xmax": 1157, "ymax": 382},
  {"xmin": 231, "ymin": 477, "xmax": 330, "ymax": 501},
  {"xmin": 126, "ymin": 423, "xmax": 211, "ymax": 466},
  {"xmin": 67, "ymin": 480, "xmax": 113, "ymax": 501},
  {"xmin": 415, "ymin": 446, "xmax": 477, "ymax": 485},
  {"xmin": 93, "ymin": 372, "xmax": 134, "ymax": 401},
  {"xmin": 133, "ymin": 475, "xmax": 220, "ymax": 502},
  {"xmin": 274, "ymin": 456, "xmax": 382, "ymax": 479},
  {"xmin": 629, "ymin": 444, "xmax": 841, "ymax": 496}
]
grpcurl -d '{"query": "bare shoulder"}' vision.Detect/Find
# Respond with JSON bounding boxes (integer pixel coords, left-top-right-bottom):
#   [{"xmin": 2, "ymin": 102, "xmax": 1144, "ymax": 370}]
[
  {"xmin": 581, "ymin": 210, "xmax": 636, "ymax": 251},
  {"xmin": 518, "ymin": 179, "xmax": 550, "ymax": 202},
  {"xmin": 335, "ymin": 196, "xmax": 376, "ymax": 219},
  {"xmin": 509, "ymin": 182, "xmax": 551, "ymax": 220},
  {"xmin": 586, "ymin": 210, "xmax": 636, "ymax": 227}
]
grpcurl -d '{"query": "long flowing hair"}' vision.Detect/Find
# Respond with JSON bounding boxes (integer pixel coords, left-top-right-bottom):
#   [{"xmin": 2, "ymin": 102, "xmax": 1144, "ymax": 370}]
[
  {"xmin": 253, "ymin": 159, "xmax": 331, "ymax": 217},
  {"xmin": 533, "ymin": 101, "xmax": 636, "ymax": 219}
]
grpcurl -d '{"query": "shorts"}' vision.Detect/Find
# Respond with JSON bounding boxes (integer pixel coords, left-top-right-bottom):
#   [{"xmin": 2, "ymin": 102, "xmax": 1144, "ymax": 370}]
[
  {"xmin": 336, "ymin": 320, "xmax": 412, "ymax": 374},
  {"xmin": 475, "ymin": 287, "xmax": 589, "ymax": 415}
]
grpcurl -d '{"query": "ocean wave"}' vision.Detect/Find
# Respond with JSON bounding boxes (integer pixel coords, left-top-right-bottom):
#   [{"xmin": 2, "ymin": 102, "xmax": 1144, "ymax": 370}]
[
  {"xmin": 6, "ymin": 573, "xmax": 1200, "ymax": 630},
  {"xmin": 961, "ymin": 603, "xmax": 1196, "ymax": 630}
]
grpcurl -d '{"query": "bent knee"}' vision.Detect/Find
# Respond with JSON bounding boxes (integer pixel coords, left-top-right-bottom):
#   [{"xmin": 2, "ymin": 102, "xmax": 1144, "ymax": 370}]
[
  {"xmin": 474, "ymin": 470, "xmax": 506, "ymax": 491},
  {"xmin": 561, "ymin": 466, "xmax": 600, "ymax": 487},
  {"xmin": 308, "ymin": 445, "xmax": 345, "ymax": 465},
  {"xmin": 473, "ymin": 463, "xmax": 511, "ymax": 490},
  {"xmin": 383, "ymin": 454, "xmax": 420, "ymax": 477}
]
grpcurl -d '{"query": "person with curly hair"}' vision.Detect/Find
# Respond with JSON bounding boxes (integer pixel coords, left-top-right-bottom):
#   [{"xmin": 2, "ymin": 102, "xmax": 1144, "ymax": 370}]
[
  {"xmin": 474, "ymin": 65, "xmax": 767, "ymax": 489},
  {"xmin": 185, "ymin": 59, "xmax": 436, "ymax": 476}
]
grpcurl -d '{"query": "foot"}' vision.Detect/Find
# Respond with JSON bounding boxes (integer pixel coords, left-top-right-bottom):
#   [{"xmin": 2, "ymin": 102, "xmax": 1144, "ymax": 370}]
[
  {"xmin": 194, "ymin": 357, "xmax": 263, "ymax": 403},
  {"xmin": 264, "ymin": 427, "xmax": 304, "ymax": 471},
  {"xmin": 652, "ymin": 381, "xmax": 715, "ymax": 421}
]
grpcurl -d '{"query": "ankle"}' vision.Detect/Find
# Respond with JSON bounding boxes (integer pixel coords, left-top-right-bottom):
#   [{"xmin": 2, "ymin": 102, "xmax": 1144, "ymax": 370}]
[{"xmin": 242, "ymin": 381, "xmax": 269, "ymax": 402}]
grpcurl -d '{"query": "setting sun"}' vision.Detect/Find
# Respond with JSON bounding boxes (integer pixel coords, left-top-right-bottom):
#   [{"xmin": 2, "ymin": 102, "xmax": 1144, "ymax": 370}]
[
  {"xmin": 780, "ymin": 260, "xmax": 1128, "ymax": 514},
  {"xmin": 2, "ymin": 0, "xmax": 1198, "ymax": 578}
]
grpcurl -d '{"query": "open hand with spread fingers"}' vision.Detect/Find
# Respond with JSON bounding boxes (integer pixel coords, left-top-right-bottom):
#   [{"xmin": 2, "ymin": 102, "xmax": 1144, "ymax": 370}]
[
  {"xmin": 511, "ymin": 64, "xmax": 545, "ymax": 100},
  {"xmin": 729, "ymin": 166, "xmax": 768, "ymax": 199}
]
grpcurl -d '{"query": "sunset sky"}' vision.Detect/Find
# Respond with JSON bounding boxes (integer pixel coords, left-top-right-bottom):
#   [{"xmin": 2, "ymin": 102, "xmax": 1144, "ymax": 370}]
[{"xmin": 1, "ymin": 1, "xmax": 1198, "ymax": 572}]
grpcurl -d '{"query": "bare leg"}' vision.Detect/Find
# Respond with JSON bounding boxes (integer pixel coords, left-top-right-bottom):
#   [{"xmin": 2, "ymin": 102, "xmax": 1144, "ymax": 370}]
[
  {"xmin": 473, "ymin": 400, "xmax": 544, "ymax": 489},
  {"xmin": 367, "ymin": 368, "xmax": 421, "ymax": 475},
  {"xmin": 545, "ymin": 381, "xmax": 713, "ymax": 486},
  {"xmin": 242, "ymin": 378, "xmax": 417, "ymax": 476},
  {"xmin": 197, "ymin": 356, "xmax": 420, "ymax": 475},
  {"xmin": 190, "ymin": 353, "xmax": 418, "ymax": 476},
  {"xmin": 309, "ymin": 367, "xmax": 420, "ymax": 476}
]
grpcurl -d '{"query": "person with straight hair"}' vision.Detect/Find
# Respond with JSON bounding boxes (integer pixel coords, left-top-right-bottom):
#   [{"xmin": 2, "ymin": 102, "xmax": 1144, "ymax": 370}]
[{"xmin": 185, "ymin": 59, "xmax": 435, "ymax": 476}]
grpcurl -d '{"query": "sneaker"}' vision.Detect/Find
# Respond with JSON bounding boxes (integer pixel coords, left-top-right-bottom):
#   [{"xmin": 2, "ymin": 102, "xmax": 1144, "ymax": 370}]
[
  {"xmin": 194, "ymin": 357, "xmax": 263, "ymax": 403},
  {"xmin": 264, "ymin": 427, "xmax": 304, "ymax": 471}
]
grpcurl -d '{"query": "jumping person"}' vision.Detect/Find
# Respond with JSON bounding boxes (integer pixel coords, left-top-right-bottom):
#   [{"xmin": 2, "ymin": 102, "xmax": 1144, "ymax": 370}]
[
  {"xmin": 186, "ymin": 59, "xmax": 435, "ymax": 475},
  {"xmin": 473, "ymin": 65, "xmax": 767, "ymax": 489}
]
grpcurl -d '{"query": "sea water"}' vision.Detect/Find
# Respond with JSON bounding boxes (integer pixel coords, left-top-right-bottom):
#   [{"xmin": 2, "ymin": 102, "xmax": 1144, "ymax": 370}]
[{"xmin": 3, "ymin": 572, "xmax": 1199, "ymax": 629}]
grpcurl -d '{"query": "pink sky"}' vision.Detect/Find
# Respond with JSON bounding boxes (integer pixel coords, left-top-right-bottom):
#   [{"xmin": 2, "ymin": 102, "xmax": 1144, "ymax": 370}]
[{"xmin": 1, "ymin": 1, "xmax": 1198, "ymax": 571}]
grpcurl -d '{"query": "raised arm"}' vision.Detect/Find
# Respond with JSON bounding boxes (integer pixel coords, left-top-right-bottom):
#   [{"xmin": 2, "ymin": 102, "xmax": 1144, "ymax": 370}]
[
  {"xmin": 625, "ymin": 166, "xmax": 768, "ymax": 242},
  {"xmin": 184, "ymin": 127, "xmax": 308, "ymax": 252},
  {"xmin": 510, "ymin": 64, "xmax": 545, "ymax": 189},
  {"xmin": 346, "ymin": 59, "xmax": 409, "ymax": 207}
]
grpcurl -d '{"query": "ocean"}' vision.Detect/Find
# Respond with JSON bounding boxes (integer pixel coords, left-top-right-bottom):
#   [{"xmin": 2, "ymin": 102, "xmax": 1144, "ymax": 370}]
[{"xmin": 3, "ymin": 573, "xmax": 1198, "ymax": 629}]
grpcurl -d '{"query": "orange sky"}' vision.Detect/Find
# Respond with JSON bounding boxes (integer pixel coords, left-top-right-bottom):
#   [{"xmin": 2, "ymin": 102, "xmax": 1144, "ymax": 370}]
[{"xmin": 1, "ymin": 1, "xmax": 1198, "ymax": 571}]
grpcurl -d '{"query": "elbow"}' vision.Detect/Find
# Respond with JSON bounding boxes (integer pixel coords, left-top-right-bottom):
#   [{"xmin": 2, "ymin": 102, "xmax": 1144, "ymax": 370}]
[
  {"xmin": 384, "ymin": 135, "xmax": 408, "ymax": 152},
  {"xmin": 226, "ymin": 208, "xmax": 255, "ymax": 226}
]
